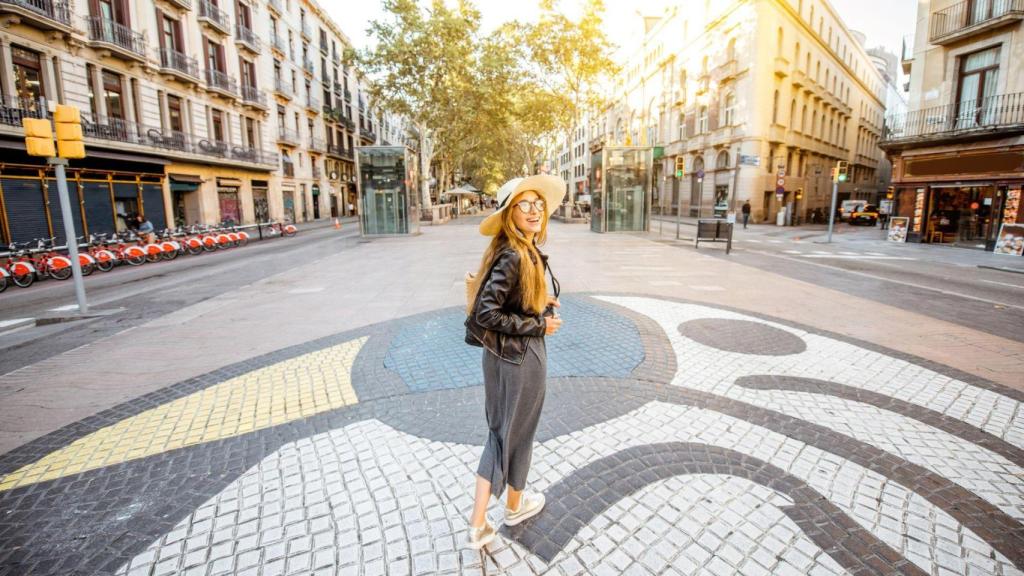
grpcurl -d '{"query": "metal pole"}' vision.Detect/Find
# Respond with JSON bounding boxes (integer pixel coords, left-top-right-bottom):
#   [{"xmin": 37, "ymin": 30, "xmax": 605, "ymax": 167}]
[
  {"xmin": 827, "ymin": 180, "xmax": 838, "ymax": 243},
  {"xmin": 50, "ymin": 157, "xmax": 88, "ymax": 314},
  {"xmin": 675, "ymin": 177, "xmax": 681, "ymax": 239}
]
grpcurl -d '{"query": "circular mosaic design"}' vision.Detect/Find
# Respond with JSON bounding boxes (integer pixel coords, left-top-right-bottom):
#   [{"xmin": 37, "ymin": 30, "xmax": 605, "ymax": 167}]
[{"xmin": 678, "ymin": 318, "xmax": 808, "ymax": 356}]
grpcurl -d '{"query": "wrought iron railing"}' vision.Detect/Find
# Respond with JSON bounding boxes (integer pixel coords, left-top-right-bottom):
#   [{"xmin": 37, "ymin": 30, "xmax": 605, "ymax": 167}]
[
  {"xmin": 274, "ymin": 77, "xmax": 292, "ymax": 97},
  {"xmin": 0, "ymin": 95, "xmax": 48, "ymax": 127},
  {"xmin": 86, "ymin": 16, "xmax": 146, "ymax": 57},
  {"xmin": 302, "ymin": 57, "xmax": 315, "ymax": 74},
  {"xmin": 270, "ymin": 32, "xmax": 285, "ymax": 53},
  {"xmin": 267, "ymin": 0, "xmax": 281, "ymax": 12},
  {"xmin": 277, "ymin": 127, "xmax": 299, "ymax": 144},
  {"xmin": 236, "ymin": 24, "xmax": 261, "ymax": 51},
  {"xmin": 282, "ymin": 160, "xmax": 294, "ymax": 177},
  {"xmin": 241, "ymin": 84, "xmax": 266, "ymax": 107},
  {"xmin": 930, "ymin": 0, "xmax": 1023, "ymax": 41},
  {"xmin": 57, "ymin": 113, "xmax": 277, "ymax": 165},
  {"xmin": 301, "ymin": 21, "xmax": 311, "ymax": 38},
  {"xmin": 882, "ymin": 92, "xmax": 1024, "ymax": 142},
  {"xmin": 197, "ymin": 0, "xmax": 230, "ymax": 31},
  {"xmin": 0, "ymin": 0, "xmax": 71, "ymax": 25},
  {"xmin": 306, "ymin": 95, "xmax": 320, "ymax": 110},
  {"xmin": 160, "ymin": 49, "xmax": 199, "ymax": 79},
  {"xmin": 309, "ymin": 137, "xmax": 326, "ymax": 152},
  {"xmin": 205, "ymin": 68, "xmax": 238, "ymax": 95}
]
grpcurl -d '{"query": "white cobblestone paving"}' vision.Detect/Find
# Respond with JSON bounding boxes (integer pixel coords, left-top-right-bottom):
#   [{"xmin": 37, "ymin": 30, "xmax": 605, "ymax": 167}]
[
  {"xmin": 597, "ymin": 297, "xmax": 1024, "ymax": 449},
  {"xmin": 117, "ymin": 403, "xmax": 1021, "ymax": 576},
  {"xmin": 598, "ymin": 296, "xmax": 1024, "ymax": 520}
]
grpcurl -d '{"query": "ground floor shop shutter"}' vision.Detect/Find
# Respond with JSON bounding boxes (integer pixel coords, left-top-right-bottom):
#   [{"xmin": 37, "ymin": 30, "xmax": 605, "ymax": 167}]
[
  {"xmin": 218, "ymin": 189, "xmax": 240, "ymax": 225},
  {"xmin": 142, "ymin": 183, "xmax": 166, "ymax": 230},
  {"xmin": 3, "ymin": 177, "xmax": 49, "ymax": 243},
  {"xmin": 46, "ymin": 179, "xmax": 84, "ymax": 246},
  {"xmin": 83, "ymin": 181, "xmax": 115, "ymax": 236}
]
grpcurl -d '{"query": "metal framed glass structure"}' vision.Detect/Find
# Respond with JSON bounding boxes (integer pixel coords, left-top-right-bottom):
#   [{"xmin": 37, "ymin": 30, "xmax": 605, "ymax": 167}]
[
  {"xmin": 589, "ymin": 146, "xmax": 653, "ymax": 233},
  {"xmin": 355, "ymin": 146, "xmax": 420, "ymax": 236}
]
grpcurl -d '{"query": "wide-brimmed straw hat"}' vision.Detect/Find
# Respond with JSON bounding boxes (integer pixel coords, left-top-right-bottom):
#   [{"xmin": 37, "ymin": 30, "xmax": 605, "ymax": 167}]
[{"xmin": 479, "ymin": 174, "xmax": 566, "ymax": 236}]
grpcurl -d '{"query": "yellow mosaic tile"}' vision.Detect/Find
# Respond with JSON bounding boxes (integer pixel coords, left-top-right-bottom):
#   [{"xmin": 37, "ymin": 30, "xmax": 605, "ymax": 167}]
[{"xmin": 0, "ymin": 337, "xmax": 367, "ymax": 492}]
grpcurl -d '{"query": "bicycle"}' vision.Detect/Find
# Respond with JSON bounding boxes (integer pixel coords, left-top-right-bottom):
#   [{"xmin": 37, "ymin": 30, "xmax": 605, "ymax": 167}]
[
  {"xmin": 84, "ymin": 233, "xmax": 118, "ymax": 272},
  {"xmin": 4, "ymin": 243, "xmax": 37, "ymax": 288},
  {"xmin": 112, "ymin": 232, "xmax": 148, "ymax": 266}
]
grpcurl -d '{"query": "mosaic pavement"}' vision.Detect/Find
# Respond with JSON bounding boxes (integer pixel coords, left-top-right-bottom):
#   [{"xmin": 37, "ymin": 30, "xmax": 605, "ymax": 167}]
[{"xmin": 0, "ymin": 294, "xmax": 1022, "ymax": 576}]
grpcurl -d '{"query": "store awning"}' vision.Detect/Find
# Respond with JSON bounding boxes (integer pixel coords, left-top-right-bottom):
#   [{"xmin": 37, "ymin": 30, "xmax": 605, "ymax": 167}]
[
  {"xmin": 217, "ymin": 178, "xmax": 243, "ymax": 188},
  {"xmin": 169, "ymin": 173, "xmax": 203, "ymax": 184}
]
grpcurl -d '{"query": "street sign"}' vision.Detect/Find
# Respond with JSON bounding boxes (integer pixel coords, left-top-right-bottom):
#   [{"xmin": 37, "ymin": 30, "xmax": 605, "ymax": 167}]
[
  {"xmin": 777, "ymin": 167, "xmax": 785, "ymax": 177},
  {"xmin": 739, "ymin": 154, "xmax": 760, "ymax": 167},
  {"xmin": 696, "ymin": 169, "xmax": 704, "ymax": 179},
  {"xmin": 776, "ymin": 177, "xmax": 785, "ymax": 187}
]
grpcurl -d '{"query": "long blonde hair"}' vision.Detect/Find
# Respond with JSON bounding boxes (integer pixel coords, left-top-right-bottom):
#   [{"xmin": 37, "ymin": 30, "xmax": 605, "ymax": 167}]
[{"xmin": 468, "ymin": 192, "xmax": 548, "ymax": 315}]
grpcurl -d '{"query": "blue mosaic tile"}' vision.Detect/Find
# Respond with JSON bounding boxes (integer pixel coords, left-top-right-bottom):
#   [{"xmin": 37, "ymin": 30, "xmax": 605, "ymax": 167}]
[{"xmin": 383, "ymin": 296, "xmax": 644, "ymax": 392}]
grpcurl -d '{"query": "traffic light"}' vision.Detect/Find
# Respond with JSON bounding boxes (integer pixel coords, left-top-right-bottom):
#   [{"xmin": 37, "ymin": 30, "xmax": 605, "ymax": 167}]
[
  {"xmin": 674, "ymin": 156, "xmax": 685, "ymax": 178},
  {"xmin": 795, "ymin": 188, "xmax": 803, "ymax": 200},
  {"xmin": 23, "ymin": 117, "xmax": 55, "ymax": 157},
  {"xmin": 886, "ymin": 186, "xmax": 894, "ymax": 199},
  {"xmin": 54, "ymin": 104, "xmax": 85, "ymax": 159},
  {"xmin": 835, "ymin": 161, "xmax": 849, "ymax": 183}
]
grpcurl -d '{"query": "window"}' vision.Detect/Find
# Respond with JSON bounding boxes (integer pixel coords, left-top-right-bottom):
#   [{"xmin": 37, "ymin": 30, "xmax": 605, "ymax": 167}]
[
  {"xmin": 697, "ymin": 106, "xmax": 708, "ymax": 133},
  {"xmin": 211, "ymin": 109, "xmax": 225, "ymax": 142},
  {"xmin": 716, "ymin": 150, "xmax": 729, "ymax": 169},
  {"xmin": 11, "ymin": 45, "xmax": 45, "ymax": 105},
  {"xmin": 772, "ymin": 89, "xmax": 779, "ymax": 124},
  {"xmin": 789, "ymin": 100, "xmax": 796, "ymax": 129},
  {"xmin": 240, "ymin": 58, "xmax": 256, "ymax": 89},
  {"xmin": 205, "ymin": 39, "xmax": 224, "ymax": 72},
  {"xmin": 96, "ymin": 0, "xmax": 129, "ymax": 26},
  {"xmin": 244, "ymin": 116, "xmax": 256, "ymax": 147},
  {"xmin": 159, "ymin": 12, "xmax": 182, "ymax": 54},
  {"xmin": 167, "ymin": 94, "xmax": 183, "ymax": 132},
  {"xmin": 102, "ymin": 70, "xmax": 124, "ymax": 120},
  {"xmin": 727, "ymin": 38, "xmax": 736, "ymax": 61},
  {"xmin": 236, "ymin": 1, "xmax": 252, "ymax": 30},
  {"xmin": 801, "ymin": 105, "xmax": 807, "ymax": 132},
  {"xmin": 776, "ymin": 27, "xmax": 783, "ymax": 54},
  {"xmin": 957, "ymin": 45, "xmax": 1000, "ymax": 112},
  {"xmin": 723, "ymin": 92, "xmax": 736, "ymax": 126}
]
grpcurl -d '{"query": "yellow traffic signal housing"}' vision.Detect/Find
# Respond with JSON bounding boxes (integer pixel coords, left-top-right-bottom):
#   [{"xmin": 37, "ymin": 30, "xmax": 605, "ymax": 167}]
[
  {"xmin": 54, "ymin": 104, "xmax": 85, "ymax": 159},
  {"xmin": 836, "ymin": 160, "xmax": 849, "ymax": 183},
  {"xmin": 23, "ymin": 118, "xmax": 55, "ymax": 157},
  {"xmin": 795, "ymin": 188, "xmax": 803, "ymax": 200},
  {"xmin": 886, "ymin": 186, "xmax": 895, "ymax": 199},
  {"xmin": 674, "ymin": 156, "xmax": 685, "ymax": 178}
]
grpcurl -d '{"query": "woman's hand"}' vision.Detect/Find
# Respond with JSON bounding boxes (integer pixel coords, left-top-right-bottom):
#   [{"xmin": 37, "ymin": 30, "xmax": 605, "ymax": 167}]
[
  {"xmin": 546, "ymin": 295, "xmax": 560, "ymax": 310},
  {"xmin": 544, "ymin": 314, "xmax": 562, "ymax": 336}
]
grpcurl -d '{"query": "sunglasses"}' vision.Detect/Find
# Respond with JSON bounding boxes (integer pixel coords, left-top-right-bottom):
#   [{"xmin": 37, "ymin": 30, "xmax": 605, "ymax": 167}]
[{"xmin": 513, "ymin": 199, "xmax": 546, "ymax": 214}]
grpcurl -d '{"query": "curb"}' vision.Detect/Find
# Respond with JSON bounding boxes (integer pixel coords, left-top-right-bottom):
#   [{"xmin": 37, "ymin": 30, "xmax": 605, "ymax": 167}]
[{"xmin": 978, "ymin": 264, "xmax": 1024, "ymax": 275}]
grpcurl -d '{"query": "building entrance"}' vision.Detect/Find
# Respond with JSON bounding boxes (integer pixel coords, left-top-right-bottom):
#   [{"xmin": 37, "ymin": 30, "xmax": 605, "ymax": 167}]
[{"xmin": 925, "ymin": 186, "xmax": 1003, "ymax": 250}]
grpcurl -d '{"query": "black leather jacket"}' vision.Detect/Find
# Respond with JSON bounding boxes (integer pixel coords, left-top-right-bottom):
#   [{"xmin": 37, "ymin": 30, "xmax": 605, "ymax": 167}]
[{"xmin": 465, "ymin": 247, "xmax": 548, "ymax": 365}]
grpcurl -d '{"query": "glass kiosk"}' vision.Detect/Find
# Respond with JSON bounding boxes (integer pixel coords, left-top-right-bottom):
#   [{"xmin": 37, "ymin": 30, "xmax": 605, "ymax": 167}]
[
  {"xmin": 356, "ymin": 146, "xmax": 420, "ymax": 236},
  {"xmin": 589, "ymin": 146, "xmax": 652, "ymax": 233}
]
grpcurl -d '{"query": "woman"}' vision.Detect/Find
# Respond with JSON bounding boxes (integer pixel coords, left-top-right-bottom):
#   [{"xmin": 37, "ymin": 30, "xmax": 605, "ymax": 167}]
[{"xmin": 464, "ymin": 174, "xmax": 566, "ymax": 549}]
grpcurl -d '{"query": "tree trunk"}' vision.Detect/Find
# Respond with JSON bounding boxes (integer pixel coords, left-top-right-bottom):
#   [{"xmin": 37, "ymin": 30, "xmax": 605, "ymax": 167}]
[{"xmin": 418, "ymin": 125, "xmax": 433, "ymax": 210}]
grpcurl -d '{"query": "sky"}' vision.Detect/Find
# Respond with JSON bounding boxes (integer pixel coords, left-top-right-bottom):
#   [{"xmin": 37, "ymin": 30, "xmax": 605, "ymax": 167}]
[{"xmin": 328, "ymin": 0, "xmax": 918, "ymax": 61}]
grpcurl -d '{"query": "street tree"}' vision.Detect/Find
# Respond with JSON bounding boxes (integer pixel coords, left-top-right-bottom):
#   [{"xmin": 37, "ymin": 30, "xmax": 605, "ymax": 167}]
[
  {"xmin": 522, "ymin": 0, "xmax": 618, "ymax": 207},
  {"xmin": 348, "ymin": 0, "xmax": 481, "ymax": 210}
]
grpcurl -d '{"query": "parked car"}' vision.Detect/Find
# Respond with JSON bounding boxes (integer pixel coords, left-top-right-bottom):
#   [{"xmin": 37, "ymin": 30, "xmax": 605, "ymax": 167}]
[
  {"xmin": 849, "ymin": 204, "xmax": 879, "ymax": 226},
  {"xmin": 838, "ymin": 199, "xmax": 865, "ymax": 221}
]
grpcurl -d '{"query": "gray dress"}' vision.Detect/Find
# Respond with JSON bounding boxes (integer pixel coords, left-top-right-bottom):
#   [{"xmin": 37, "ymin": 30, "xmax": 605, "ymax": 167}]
[{"xmin": 477, "ymin": 335, "xmax": 547, "ymax": 498}]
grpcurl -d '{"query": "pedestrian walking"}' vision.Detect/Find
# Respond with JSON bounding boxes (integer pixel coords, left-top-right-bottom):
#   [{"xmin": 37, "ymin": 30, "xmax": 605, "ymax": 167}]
[
  {"xmin": 463, "ymin": 174, "xmax": 566, "ymax": 549},
  {"xmin": 741, "ymin": 200, "xmax": 751, "ymax": 229}
]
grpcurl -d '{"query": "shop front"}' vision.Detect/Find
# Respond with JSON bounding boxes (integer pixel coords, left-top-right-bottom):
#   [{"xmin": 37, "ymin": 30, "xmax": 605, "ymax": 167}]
[
  {"xmin": 355, "ymin": 146, "xmax": 420, "ymax": 236},
  {"xmin": 889, "ymin": 146, "xmax": 1023, "ymax": 253},
  {"xmin": 589, "ymin": 146, "xmax": 652, "ymax": 233}
]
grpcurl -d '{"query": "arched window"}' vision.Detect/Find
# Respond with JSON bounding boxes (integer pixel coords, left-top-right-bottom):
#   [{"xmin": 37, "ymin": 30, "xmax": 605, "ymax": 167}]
[
  {"xmin": 716, "ymin": 150, "xmax": 730, "ymax": 169},
  {"xmin": 815, "ymin": 61, "xmax": 821, "ymax": 82},
  {"xmin": 776, "ymin": 27, "xmax": 784, "ymax": 54},
  {"xmin": 801, "ymin": 104, "xmax": 807, "ymax": 132},
  {"xmin": 772, "ymin": 89, "xmax": 779, "ymax": 124},
  {"xmin": 794, "ymin": 41, "xmax": 800, "ymax": 65},
  {"xmin": 805, "ymin": 52, "xmax": 811, "ymax": 73},
  {"xmin": 723, "ymin": 92, "xmax": 736, "ymax": 126},
  {"xmin": 789, "ymin": 100, "xmax": 796, "ymax": 128},
  {"xmin": 727, "ymin": 37, "xmax": 736, "ymax": 61}
]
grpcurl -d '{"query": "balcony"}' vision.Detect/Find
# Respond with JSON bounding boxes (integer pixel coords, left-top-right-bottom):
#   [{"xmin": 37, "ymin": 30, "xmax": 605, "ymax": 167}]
[
  {"xmin": 277, "ymin": 127, "xmax": 299, "ymax": 146},
  {"xmin": 301, "ymin": 21, "xmax": 311, "ymax": 40},
  {"xmin": 267, "ymin": 0, "xmax": 281, "ymax": 14},
  {"xmin": 713, "ymin": 58, "xmax": 738, "ymax": 82},
  {"xmin": 302, "ymin": 57, "xmax": 315, "ymax": 77},
  {"xmin": 881, "ymin": 92, "xmax": 1024, "ymax": 148},
  {"xmin": 241, "ymin": 84, "xmax": 267, "ymax": 109},
  {"xmin": 197, "ymin": 0, "xmax": 230, "ymax": 34},
  {"xmin": 311, "ymin": 164, "xmax": 321, "ymax": 179},
  {"xmin": 791, "ymin": 69, "xmax": 808, "ymax": 89},
  {"xmin": 86, "ymin": 16, "xmax": 147, "ymax": 62},
  {"xmin": 282, "ymin": 160, "xmax": 294, "ymax": 177},
  {"xmin": 929, "ymin": 0, "xmax": 1023, "ymax": 45},
  {"xmin": 344, "ymin": 88, "xmax": 352, "ymax": 101},
  {"xmin": 235, "ymin": 25, "xmax": 261, "ymax": 53},
  {"xmin": 341, "ymin": 148, "xmax": 353, "ymax": 160},
  {"xmin": 319, "ymin": 41, "xmax": 328, "ymax": 55},
  {"xmin": 341, "ymin": 114, "xmax": 354, "ymax": 129},
  {"xmin": 205, "ymin": 69, "xmax": 238, "ymax": 98},
  {"xmin": 361, "ymin": 130, "xmax": 376, "ymax": 143},
  {"xmin": 309, "ymin": 137, "xmax": 326, "ymax": 152},
  {"xmin": 270, "ymin": 33, "xmax": 285, "ymax": 55},
  {"xmin": 321, "ymin": 69, "xmax": 330, "ymax": 84},
  {"xmin": 0, "ymin": 95, "xmax": 48, "ymax": 128},
  {"xmin": 305, "ymin": 95, "xmax": 320, "ymax": 113},
  {"xmin": 773, "ymin": 56, "xmax": 790, "ymax": 78},
  {"xmin": 327, "ymin": 143, "xmax": 343, "ymax": 158},
  {"xmin": 165, "ymin": 0, "xmax": 190, "ymax": 8},
  {"xmin": 273, "ymin": 77, "xmax": 293, "ymax": 99},
  {"xmin": 60, "ymin": 113, "xmax": 276, "ymax": 167},
  {"xmin": 901, "ymin": 37, "xmax": 913, "ymax": 75},
  {"xmin": 159, "ymin": 49, "xmax": 200, "ymax": 84},
  {"xmin": 0, "ymin": 0, "xmax": 72, "ymax": 32}
]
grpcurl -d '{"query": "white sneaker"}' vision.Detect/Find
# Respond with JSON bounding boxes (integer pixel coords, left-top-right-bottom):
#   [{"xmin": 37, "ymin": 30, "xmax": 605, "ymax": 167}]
[
  {"xmin": 467, "ymin": 520, "xmax": 496, "ymax": 550},
  {"xmin": 504, "ymin": 491, "xmax": 546, "ymax": 526}
]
